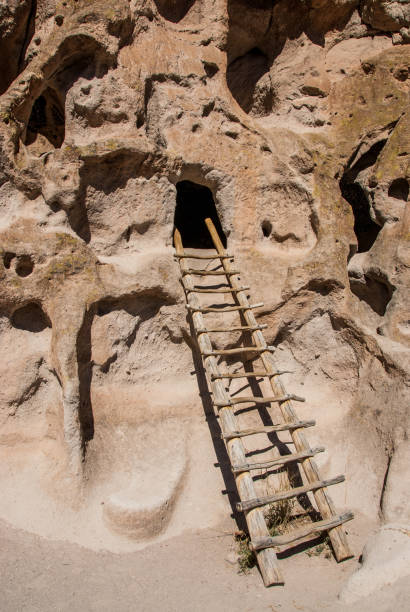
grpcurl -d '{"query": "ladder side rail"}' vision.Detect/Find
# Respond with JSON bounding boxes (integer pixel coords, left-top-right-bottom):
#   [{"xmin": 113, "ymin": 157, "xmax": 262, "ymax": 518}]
[
  {"xmin": 173, "ymin": 229, "xmax": 283, "ymax": 587},
  {"xmin": 204, "ymin": 218, "xmax": 352, "ymax": 562}
]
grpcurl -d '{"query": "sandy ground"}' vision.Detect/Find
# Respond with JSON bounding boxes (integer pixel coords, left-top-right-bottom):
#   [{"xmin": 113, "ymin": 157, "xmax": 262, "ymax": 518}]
[{"xmin": 1, "ymin": 515, "xmax": 409, "ymax": 612}]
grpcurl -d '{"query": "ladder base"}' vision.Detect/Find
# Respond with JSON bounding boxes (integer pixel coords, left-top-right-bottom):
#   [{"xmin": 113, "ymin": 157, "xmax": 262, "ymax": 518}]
[
  {"xmin": 250, "ymin": 512, "xmax": 354, "ymax": 552},
  {"xmin": 174, "ymin": 218, "xmax": 354, "ymax": 585}
]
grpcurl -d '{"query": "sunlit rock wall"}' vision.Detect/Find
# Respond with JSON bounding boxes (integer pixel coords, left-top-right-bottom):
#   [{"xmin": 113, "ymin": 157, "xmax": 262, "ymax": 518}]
[{"xmin": 0, "ymin": 0, "xmax": 408, "ymax": 551}]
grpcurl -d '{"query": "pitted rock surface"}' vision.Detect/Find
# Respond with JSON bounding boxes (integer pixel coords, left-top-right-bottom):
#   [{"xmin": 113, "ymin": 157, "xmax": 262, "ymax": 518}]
[{"xmin": 0, "ymin": 1, "xmax": 409, "ymax": 602}]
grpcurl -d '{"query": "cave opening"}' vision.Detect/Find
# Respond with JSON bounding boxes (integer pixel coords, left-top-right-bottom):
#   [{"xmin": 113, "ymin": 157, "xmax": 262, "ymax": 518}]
[
  {"xmin": 349, "ymin": 274, "xmax": 394, "ymax": 317},
  {"xmin": 173, "ymin": 181, "xmax": 227, "ymax": 249},
  {"xmin": 11, "ymin": 302, "xmax": 51, "ymax": 333},
  {"xmin": 24, "ymin": 86, "xmax": 65, "ymax": 153},
  {"xmin": 340, "ymin": 138, "xmax": 397, "ymax": 317},
  {"xmin": 340, "ymin": 140, "xmax": 386, "ymax": 253},
  {"xmin": 388, "ymin": 178, "xmax": 409, "ymax": 202},
  {"xmin": 15, "ymin": 254, "xmax": 34, "ymax": 277},
  {"xmin": 227, "ymin": 47, "xmax": 273, "ymax": 116},
  {"xmin": 340, "ymin": 181, "xmax": 381, "ymax": 253},
  {"xmin": 154, "ymin": 0, "xmax": 195, "ymax": 23},
  {"xmin": 261, "ymin": 219, "xmax": 272, "ymax": 237}
]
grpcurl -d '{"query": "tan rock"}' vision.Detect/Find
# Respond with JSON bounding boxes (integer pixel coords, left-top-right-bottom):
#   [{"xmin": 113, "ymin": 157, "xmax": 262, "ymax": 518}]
[
  {"xmin": 0, "ymin": 7, "xmax": 408, "ymax": 602},
  {"xmin": 339, "ymin": 523, "xmax": 410, "ymax": 603}
]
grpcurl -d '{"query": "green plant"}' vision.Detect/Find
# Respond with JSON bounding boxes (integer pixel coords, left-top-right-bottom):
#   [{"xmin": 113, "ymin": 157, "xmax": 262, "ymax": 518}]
[{"xmin": 235, "ymin": 534, "xmax": 256, "ymax": 573}]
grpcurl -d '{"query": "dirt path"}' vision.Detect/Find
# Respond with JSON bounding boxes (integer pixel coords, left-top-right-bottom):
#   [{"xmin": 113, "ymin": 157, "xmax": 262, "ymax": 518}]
[{"xmin": 1, "ymin": 517, "xmax": 408, "ymax": 612}]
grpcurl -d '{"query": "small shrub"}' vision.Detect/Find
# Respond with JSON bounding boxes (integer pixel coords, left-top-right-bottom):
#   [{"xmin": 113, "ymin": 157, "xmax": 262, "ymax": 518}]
[
  {"xmin": 235, "ymin": 534, "xmax": 256, "ymax": 573},
  {"xmin": 265, "ymin": 498, "xmax": 295, "ymax": 536}
]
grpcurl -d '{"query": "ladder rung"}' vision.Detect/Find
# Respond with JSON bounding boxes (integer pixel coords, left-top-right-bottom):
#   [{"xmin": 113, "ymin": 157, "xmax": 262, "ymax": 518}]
[
  {"xmin": 197, "ymin": 325, "xmax": 268, "ymax": 333},
  {"xmin": 182, "ymin": 269, "xmax": 240, "ymax": 276},
  {"xmin": 222, "ymin": 420, "xmax": 316, "ymax": 441},
  {"xmin": 187, "ymin": 302, "xmax": 263, "ymax": 313},
  {"xmin": 211, "ymin": 370, "xmax": 290, "ymax": 379},
  {"xmin": 231, "ymin": 446, "xmax": 325, "ymax": 474},
  {"xmin": 237, "ymin": 474, "xmax": 345, "ymax": 512},
  {"xmin": 175, "ymin": 253, "xmax": 233, "ymax": 260},
  {"xmin": 185, "ymin": 286, "xmax": 250, "ymax": 294},
  {"xmin": 214, "ymin": 393, "xmax": 305, "ymax": 407},
  {"xmin": 249, "ymin": 511, "xmax": 354, "ymax": 551},
  {"xmin": 203, "ymin": 346, "xmax": 274, "ymax": 357}
]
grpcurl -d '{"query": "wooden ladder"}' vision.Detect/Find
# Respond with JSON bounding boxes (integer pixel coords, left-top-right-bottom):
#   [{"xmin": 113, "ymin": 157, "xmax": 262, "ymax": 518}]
[{"xmin": 174, "ymin": 218, "xmax": 353, "ymax": 586}]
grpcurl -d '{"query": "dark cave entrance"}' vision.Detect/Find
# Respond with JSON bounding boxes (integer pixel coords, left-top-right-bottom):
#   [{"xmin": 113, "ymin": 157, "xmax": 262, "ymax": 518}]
[
  {"xmin": 339, "ymin": 140, "xmax": 385, "ymax": 253},
  {"xmin": 24, "ymin": 86, "xmax": 65, "ymax": 153},
  {"xmin": 388, "ymin": 178, "xmax": 409, "ymax": 202},
  {"xmin": 154, "ymin": 0, "xmax": 195, "ymax": 22},
  {"xmin": 173, "ymin": 180, "xmax": 227, "ymax": 249},
  {"xmin": 227, "ymin": 47, "xmax": 273, "ymax": 116},
  {"xmin": 11, "ymin": 302, "xmax": 51, "ymax": 333},
  {"xmin": 340, "ymin": 139, "xmax": 396, "ymax": 316},
  {"xmin": 339, "ymin": 181, "xmax": 381, "ymax": 253}
]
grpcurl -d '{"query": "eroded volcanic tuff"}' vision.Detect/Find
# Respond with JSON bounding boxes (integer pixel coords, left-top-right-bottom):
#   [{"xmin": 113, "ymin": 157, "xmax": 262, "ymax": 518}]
[{"xmin": 0, "ymin": 0, "xmax": 409, "ymax": 607}]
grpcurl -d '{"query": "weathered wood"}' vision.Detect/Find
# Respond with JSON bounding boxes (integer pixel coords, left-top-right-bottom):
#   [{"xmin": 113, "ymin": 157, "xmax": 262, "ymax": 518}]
[
  {"xmin": 212, "ymin": 370, "xmax": 291, "ymax": 379},
  {"xmin": 182, "ymin": 269, "xmax": 240, "ymax": 276},
  {"xmin": 174, "ymin": 227, "xmax": 284, "ymax": 586},
  {"xmin": 249, "ymin": 512, "xmax": 354, "ymax": 551},
  {"xmin": 232, "ymin": 447, "xmax": 325, "ymax": 474},
  {"xmin": 197, "ymin": 324, "xmax": 268, "ymax": 333},
  {"xmin": 203, "ymin": 346, "xmax": 274, "ymax": 357},
  {"xmin": 184, "ymin": 286, "xmax": 250, "ymax": 294},
  {"xmin": 204, "ymin": 217, "xmax": 353, "ymax": 562},
  {"xmin": 237, "ymin": 475, "xmax": 345, "ymax": 511},
  {"xmin": 187, "ymin": 302, "xmax": 263, "ymax": 313},
  {"xmin": 214, "ymin": 394, "xmax": 305, "ymax": 406},
  {"xmin": 174, "ymin": 253, "xmax": 233, "ymax": 259},
  {"xmin": 221, "ymin": 420, "xmax": 316, "ymax": 441}
]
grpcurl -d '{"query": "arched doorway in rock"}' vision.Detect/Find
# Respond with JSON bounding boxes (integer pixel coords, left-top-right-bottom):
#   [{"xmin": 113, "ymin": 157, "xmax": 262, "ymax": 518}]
[{"xmin": 173, "ymin": 180, "xmax": 227, "ymax": 249}]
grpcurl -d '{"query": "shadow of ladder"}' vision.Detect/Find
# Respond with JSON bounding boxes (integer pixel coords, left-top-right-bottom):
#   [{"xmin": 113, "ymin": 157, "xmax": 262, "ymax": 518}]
[{"xmin": 174, "ymin": 217, "xmax": 354, "ymax": 587}]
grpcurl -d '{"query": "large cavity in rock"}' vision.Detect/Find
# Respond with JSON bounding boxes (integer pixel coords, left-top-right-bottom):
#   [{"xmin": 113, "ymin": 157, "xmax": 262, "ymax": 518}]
[
  {"xmin": 227, "ymin": 47, "xmax": 274, "ymax": 116},
  {"xmin": 11, "ymin": 303, "xmax": 51, "ymax": 333},
  {"xmin": 154, "ymin": 0, "xmax": 196, "ymax": 23},
  {"xmin": 173, "ymin": 180, "xmax": 226, "ymax": 249},
  {"xmin": 388, "ymin": 178, "xmax": 409, "ymax": 202},
  {"xmin": 340, "ymin": 140, "xmax": 386, "ymax": 254},
  {"xmin": 24, "ymin": 87, "xmax": 65, "ymax": 154},
  {"xmin": 0, "ymin": 3, "xmax": 409, "ymax": 593}
]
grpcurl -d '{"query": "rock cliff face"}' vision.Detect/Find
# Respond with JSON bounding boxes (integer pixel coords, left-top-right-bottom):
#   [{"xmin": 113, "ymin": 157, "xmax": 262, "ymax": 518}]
[{"xmin": 0, "ymin": 0, "xmax": 409, "ymax": 598}]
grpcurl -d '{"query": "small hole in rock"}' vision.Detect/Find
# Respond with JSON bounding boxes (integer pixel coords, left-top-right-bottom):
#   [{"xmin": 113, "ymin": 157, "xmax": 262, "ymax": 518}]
[
  {"xmin": 203, "ymin": 62, "xmax": 219, "ymax": 78},
  {"xmin": 15, "ymin": 255, "xmax": 34, "ymax": 277},
  {"xmin": 11, "ymin": 303, "xmax": 51, "ymax": 333},
  {"xmin": 388, "ymin": 178, "xmax": 409, "ymax": 202},
  {"xmin": 262, "ymin": 220, "xmax": 272, "ymax": 237},
  {"xmin": 202, "ymin": 101, "xmax": 215, "ymax": 117},
  {"xmin": 3, "ymin": 252, "xmax": 16, "ymax": 269}
]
